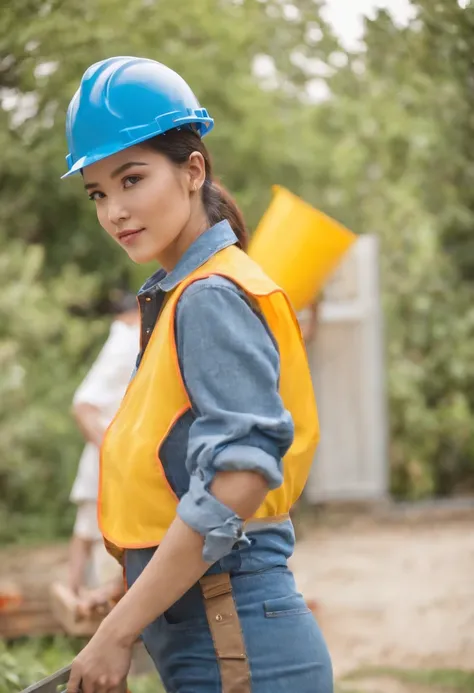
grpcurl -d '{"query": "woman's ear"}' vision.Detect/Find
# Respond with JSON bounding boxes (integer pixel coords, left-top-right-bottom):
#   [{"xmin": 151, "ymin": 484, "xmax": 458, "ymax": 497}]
[{"xmin": 187, "ymin": 151, "xmax": 206, "ymax": 192}]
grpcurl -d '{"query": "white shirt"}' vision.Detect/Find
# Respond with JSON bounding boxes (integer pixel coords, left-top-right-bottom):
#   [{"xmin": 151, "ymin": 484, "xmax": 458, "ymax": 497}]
[{"xmin": 70, "ymin": 319, "xmax": 140, "ymax": 503}]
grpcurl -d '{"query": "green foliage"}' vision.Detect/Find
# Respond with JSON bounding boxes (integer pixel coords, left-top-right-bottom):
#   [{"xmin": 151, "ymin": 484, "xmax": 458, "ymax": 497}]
[
  {"xmin": 0, "ymin": 638, "xmax": 165, "ymax": 692},
  {"xmin": 1, "ymin": 0, "xmax": 474, "ymax": 537},
  {"xmin": 0, "ymin": 237, "xmax": 108, "ymax": 541},
  {"xmin": 0, "ymin": 637, "xmax": 79, "ymax": 692}
]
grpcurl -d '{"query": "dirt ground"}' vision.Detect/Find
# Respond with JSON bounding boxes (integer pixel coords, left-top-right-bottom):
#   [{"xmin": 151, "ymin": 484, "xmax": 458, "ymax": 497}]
[
  {"xmin": 1, "ymin": 505, "xmax": 473, "ymax": 691},
  {"xmin": 291, "ymin": 505, "xmax": 474, "ymax": 688}
]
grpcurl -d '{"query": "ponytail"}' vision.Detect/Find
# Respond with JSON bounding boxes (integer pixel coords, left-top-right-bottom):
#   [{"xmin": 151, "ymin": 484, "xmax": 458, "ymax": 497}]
[
  {"xmin": 147, "ymin": 129, "xmax": 249, "ymax": 252},
  {"xmin": 202, "ymin": 179, "xmax": 248, "ymax": 251}
]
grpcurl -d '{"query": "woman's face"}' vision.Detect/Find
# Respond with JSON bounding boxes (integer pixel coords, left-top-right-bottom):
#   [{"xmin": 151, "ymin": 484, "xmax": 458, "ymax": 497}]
[{"xmin": 83, "ymin": 144, "xmax": 204, "ymax": 267}]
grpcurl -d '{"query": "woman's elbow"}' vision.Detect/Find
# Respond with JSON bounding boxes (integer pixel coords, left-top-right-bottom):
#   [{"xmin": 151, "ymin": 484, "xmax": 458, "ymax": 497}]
[{"xmin": 210, "ymin": 470, "xmax": 269, "ymax": 519}]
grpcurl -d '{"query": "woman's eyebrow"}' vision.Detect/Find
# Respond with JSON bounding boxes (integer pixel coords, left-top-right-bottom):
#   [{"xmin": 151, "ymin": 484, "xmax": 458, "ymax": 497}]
[{"xmin": 84, "ymin": 161, "xmax": 148, "ymax": 190}]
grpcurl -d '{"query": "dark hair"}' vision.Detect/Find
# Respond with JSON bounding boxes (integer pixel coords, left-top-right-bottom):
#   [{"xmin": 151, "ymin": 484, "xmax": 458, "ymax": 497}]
[{"xmin": 146, "ymin": 129, "xmax": 248, "ymax": 252}]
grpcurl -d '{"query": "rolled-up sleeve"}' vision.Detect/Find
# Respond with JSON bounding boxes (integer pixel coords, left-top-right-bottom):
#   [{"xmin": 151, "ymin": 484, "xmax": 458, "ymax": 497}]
[{"xmin": 174, "ymin": 276, "xmax": 294, "ymax": 563}]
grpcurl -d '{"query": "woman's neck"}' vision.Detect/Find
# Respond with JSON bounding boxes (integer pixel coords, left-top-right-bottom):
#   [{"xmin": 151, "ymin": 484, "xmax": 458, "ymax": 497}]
[{"xmin": 158, "ymin": 207, "xmax": 209, "ymax": 273}]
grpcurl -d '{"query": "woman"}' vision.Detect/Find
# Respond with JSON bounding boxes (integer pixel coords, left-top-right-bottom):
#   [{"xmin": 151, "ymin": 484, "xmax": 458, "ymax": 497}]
[{"xmin": 64, "ymin": 56, "xmax": 333, "ymax": 693}]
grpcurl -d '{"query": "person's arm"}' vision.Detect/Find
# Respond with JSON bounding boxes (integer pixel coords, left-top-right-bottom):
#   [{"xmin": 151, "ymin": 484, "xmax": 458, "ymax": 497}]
[
  {"xmin": 72, "ymin": 402, "xmax": 106, "ymax": 448},
  {"xmin": 72, "ymin": 322, "xmax": 138, "ymax": 446},
  {"xmin": 99, "ymin": 471, "xmax": 268, "ymax": 645},
  {"xmin": 307, "ymin": 300, "xmax": 319, "ymax": 342},
  {"xmin": 300, "ymin": 300, "xmax": 319, "ymax": 343},
  {"xmin": 68, "ymin": 535, "xmax": 94, "ymax": 595},
  {"xmin": 98, "ymin": 278, "xmax": 294, "ymax": 646}
]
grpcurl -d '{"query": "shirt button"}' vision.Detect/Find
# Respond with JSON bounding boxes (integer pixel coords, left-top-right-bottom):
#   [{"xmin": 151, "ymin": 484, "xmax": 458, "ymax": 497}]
[
  {"xmin": 146, "ymin": 328, "xmax": 151, "ymax": 335},
  {"xmin": 145, "ymin": 296, "xmax": 151, "ymax": 302}
]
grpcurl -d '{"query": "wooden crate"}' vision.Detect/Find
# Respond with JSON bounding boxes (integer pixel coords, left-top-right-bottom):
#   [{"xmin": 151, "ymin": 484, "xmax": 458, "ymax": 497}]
[
  {"xmin": 0, "ymin": 544, "xmax": 69, "ymax": 638},
  {"xmin": 49, "ymin": 582, "xmax": 105, "ymax": 637}
]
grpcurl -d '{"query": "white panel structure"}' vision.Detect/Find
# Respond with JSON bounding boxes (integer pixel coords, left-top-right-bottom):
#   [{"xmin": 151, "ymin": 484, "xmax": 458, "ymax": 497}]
[{"xmin": 304, "ymin": 235, "xmax": 389, "ymax": 503}]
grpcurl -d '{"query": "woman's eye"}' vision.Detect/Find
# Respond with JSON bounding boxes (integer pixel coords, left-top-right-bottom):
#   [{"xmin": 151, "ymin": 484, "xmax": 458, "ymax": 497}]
[
  {"xmin": 123, "ymin": 175, "xmax": 141, "ymax": 188},
  {"xmin": 88, "ymin": 191, "xmax": 105, "ymax": 201}
]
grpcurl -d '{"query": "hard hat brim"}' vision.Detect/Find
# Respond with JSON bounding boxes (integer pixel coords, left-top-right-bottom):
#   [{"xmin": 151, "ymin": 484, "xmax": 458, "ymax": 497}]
[{"xmin": 61, "ymin": 117, "xmax": 214, "ymax": 179}]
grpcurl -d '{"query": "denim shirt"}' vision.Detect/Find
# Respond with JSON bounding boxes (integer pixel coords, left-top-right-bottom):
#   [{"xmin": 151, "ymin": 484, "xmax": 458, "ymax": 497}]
[{"xmin": 136, "ymin": 220, "xmax": 294, "ymax": 563}]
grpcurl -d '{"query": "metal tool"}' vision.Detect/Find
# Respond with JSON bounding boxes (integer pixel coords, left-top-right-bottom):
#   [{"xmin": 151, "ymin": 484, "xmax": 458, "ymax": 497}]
[{"xmin": 20, "ymin": 665, "xmax": 75, "ymax": 693}]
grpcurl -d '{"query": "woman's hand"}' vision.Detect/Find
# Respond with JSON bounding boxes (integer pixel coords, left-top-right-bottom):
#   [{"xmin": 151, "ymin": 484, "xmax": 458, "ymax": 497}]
[
  {"xmin": 66, "ymin": 622, "xmax": 133, "ymax": 693},
  {"xmin": 66, "ymin": 469, "xmax": 269, "ymax": 692}
]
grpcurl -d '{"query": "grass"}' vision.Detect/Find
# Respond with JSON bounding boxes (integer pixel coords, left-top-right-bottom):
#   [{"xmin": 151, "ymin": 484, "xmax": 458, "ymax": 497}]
[{"xmin": 343, "ymin": 666, "xmax": 474, "ymax": 692}]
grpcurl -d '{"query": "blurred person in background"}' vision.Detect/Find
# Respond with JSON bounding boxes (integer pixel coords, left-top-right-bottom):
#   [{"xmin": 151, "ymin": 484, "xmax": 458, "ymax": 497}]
[
  {"xmin": 298, "ymin": 299, "xmax": 319, "ymax": 346},
  {"xmin": 63, "ymin": 56, "xmax": 333, "ymax": 693},
  {"xmin": 68, "ymin": 292, "xmax": 139, "ymax": 599}
]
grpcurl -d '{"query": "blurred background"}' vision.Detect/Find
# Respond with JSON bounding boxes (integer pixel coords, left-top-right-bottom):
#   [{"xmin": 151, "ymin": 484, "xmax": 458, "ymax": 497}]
[{"xmin": 1, "ymin": 0, "xmax": 474, "ymax": 691}]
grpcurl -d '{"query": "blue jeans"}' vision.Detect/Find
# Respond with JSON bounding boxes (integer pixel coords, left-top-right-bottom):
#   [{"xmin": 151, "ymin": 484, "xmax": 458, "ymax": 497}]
[{"xmin": 126, "ymin": 532, "xmax": 333, "ymax": 692}]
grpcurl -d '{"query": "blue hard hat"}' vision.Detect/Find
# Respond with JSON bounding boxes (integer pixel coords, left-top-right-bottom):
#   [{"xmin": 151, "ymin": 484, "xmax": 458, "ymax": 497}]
[{"xmin": 62, "ymin": 56, "xmax": 214, "ymax": 179}]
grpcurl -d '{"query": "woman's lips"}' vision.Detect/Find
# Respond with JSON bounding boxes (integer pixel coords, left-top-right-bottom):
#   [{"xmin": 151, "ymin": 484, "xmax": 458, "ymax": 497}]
[{"xmin": 117, "ymin": 228, "xmax": 145, "ymax": 245}]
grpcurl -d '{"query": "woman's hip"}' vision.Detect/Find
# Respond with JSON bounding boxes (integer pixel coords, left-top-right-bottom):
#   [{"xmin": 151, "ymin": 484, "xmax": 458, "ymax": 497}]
[{"xmin": 140, "ymin": 565, "xmax": 333, "ymax": 692}]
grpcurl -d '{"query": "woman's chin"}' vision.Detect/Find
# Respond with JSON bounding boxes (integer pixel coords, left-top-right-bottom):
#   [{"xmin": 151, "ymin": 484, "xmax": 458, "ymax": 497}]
[{"xmin": 125, "ymin": 246, "xmax": 158, "ymax": 265}]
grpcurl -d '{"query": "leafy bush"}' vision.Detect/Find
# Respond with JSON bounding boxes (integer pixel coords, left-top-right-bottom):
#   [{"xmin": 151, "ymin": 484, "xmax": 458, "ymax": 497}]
[
  {"xmin": 0, "ymin": 637, "xmax": 78, "ymax": 692},
  {"xmin": 0, "ymin": 239, "xmax": 108, "ymax": 542}
]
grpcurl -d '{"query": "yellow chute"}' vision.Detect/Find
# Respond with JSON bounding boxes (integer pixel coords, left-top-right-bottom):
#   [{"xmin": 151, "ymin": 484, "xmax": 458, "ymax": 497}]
[{"xmin": 249, "ymin": 186, "xmax": 356, "ymax": 311}]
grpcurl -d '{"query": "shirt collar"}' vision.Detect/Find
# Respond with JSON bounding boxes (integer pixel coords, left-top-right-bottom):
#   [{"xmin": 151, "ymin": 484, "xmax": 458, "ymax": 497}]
[{"xmin": 138, "ymin": 220, "xmax": 238, "ymax": 295}]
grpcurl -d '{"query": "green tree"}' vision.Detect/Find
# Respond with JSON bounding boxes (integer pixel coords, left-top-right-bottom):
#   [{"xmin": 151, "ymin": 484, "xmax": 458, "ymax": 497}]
[
  {"xmin": 0, "ymin": 237, "xmax": 107, "ymax": 541},
  {"xmin": 1, "ymin": 0, "xmax": 339, "ymax": 283}
]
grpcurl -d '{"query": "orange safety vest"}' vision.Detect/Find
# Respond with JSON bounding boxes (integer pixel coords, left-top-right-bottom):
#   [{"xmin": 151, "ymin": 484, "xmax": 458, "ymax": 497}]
[{"xmin": 99, "ymin": 245, "xmax": 319, "ymax": 557}]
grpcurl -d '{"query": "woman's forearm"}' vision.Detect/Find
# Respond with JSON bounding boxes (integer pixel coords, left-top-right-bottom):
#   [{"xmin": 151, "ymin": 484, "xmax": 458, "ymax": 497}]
[
  {"xmin": 102, "ymin": 514, "xmax": 209, "ymax": 645},
  {"xmin": 100, "ymin": 470, "xmax": 268, "ymax": 645}
]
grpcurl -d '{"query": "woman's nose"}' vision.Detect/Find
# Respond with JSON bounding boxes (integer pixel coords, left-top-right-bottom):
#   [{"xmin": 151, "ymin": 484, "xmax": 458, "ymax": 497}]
[{"xmin": 108, "ymin": 198, "xmax": 130, "ymax": 225}]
